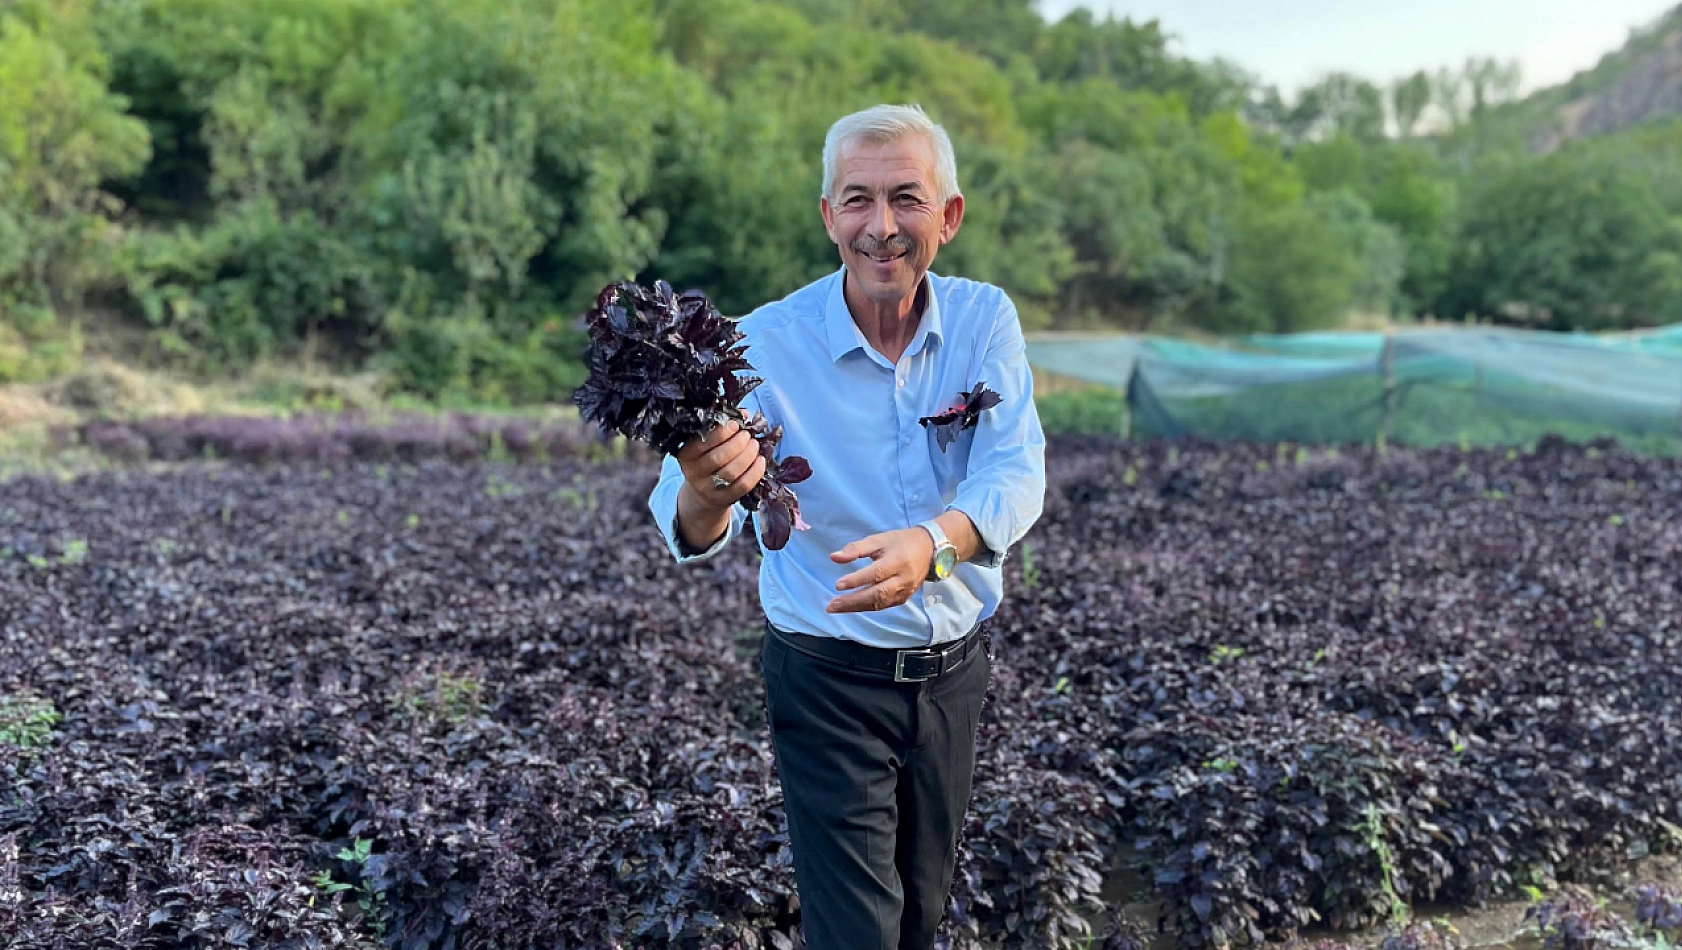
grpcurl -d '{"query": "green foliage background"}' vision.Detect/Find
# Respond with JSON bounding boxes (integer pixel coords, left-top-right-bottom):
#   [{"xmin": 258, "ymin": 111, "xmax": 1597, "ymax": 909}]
[{"xmin": 4, "ymin": 0, "xmax": 1682, "ymax": 403}]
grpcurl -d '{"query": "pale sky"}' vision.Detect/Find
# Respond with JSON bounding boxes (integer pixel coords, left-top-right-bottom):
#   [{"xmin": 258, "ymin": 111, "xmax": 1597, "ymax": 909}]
[{"xmin": 1038, "ymin": 0, "xmax": 1680, "ymax": 96}]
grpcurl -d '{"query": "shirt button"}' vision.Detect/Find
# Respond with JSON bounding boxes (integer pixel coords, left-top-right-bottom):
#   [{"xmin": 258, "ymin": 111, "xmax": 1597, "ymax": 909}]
[{"xmin": 896, "ymin": 377, "xmax": 906, "ymax": 388}]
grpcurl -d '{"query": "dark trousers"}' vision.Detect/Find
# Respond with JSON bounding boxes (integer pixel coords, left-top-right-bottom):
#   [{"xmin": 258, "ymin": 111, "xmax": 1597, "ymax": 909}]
[{"xmin": 759, "ymin": 626, "xmax": 991, "ymax": 950}]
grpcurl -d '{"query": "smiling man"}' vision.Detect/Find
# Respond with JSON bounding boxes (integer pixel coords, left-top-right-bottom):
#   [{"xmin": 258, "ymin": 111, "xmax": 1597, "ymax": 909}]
[{"xmin": 648, "ymin": 104, "xmax": 1046, "ymax": 950}]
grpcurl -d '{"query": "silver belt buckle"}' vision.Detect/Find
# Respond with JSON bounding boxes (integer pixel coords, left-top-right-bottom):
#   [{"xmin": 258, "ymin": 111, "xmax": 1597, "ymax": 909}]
[
  {"xmin": 894, "ymin": 649, "xmax": 939, "ymax": 683},
  {"xmin": 894, "ymin": 637, "xmax": 965, "ymax": 683}
]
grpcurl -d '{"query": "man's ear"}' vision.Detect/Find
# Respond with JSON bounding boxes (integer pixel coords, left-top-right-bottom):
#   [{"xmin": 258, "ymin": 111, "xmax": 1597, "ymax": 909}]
[
  {"xmin": 820, "ymin": 196, "xmax": 841, "ymax": 246},
  {"xmin": 939, "ymin": 193, "xmax": 965, "ymax": 246}
]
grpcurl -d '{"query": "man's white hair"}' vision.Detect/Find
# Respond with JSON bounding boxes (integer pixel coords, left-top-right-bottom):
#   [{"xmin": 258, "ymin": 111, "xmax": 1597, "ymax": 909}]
[{"xmin": 822, "ymin": 104, "xmax": 961, "ymax": 204}]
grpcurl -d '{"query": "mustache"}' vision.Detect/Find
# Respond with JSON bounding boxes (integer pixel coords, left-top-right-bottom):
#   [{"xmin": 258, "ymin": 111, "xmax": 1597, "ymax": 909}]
[{"xmin": 852, "ymin": 235, "xmax": 916, "ymax": 256}]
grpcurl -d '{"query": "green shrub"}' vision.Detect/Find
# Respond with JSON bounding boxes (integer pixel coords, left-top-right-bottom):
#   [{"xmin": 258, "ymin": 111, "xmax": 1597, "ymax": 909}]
[
  {"xmin": 378, "ymin": 298, "xmax": 586, "ymax": 406},
  {"xmin": 0, "ymin": 3, "xmax": 148, "ymax": 381},
  {"xmin": 1036, "ymin": 388, "xmax": 1128, "ymax": 435},
  {"xmin": 0, "ymin": 692, "xmax": 61, "ymax": 751},
  {"xmin": 389, "ymin": 669, "xmax": 486, "ymax": 728},
  {"xmin": 117, "ymin": 201, "xmax": 379, "ymax": 369}
]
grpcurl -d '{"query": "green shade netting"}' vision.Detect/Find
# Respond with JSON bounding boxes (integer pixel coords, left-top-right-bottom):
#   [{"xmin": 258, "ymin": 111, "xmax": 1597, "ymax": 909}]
[{"xmin": 1028, "ymin": 323, "xmax": 1682, "ymax": 453}]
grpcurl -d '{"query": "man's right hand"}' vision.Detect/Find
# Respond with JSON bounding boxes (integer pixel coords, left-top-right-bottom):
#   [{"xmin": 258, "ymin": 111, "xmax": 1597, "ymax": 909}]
[{"xmin": 676, "ymin": 418, "xmax": 770, "ymax": 514}]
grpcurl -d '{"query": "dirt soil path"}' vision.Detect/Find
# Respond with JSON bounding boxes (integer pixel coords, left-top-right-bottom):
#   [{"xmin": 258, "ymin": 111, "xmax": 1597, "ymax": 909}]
[{"xmin": 1093, "ymin": 854, "xmax": 1682, "ymax": 950}]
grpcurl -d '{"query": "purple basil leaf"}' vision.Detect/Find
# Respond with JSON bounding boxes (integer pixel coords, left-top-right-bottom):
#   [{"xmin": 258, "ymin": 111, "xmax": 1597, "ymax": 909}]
[
  {"xmin": 760, "ymin": 497, "xmax": 792, "ymax": 550},
  {"xmin": 968, "ymin": 382, "xmax": 1003, "ymax": 414},
  {"xmin": 919, "ymin": 415, "xmax": 965, "ymax": 452},
  {"xmin": 778, "ymin": 457, "xmax": 812, "ymax": 484}
]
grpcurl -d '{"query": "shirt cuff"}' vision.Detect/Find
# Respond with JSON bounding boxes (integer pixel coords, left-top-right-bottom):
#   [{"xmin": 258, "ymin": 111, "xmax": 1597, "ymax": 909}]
[
  {"xmin": 947, "ymin": 503, "xmax": 1006, "ymax": 569},
  {"xmin": 668, "ymin": 511, "xmax": 736, "ymax": 563}
]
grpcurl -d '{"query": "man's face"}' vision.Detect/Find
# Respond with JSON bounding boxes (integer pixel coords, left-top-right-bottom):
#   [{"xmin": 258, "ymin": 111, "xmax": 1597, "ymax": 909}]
[{"xmin": 821, "ymin": 135, "xmax": 964, "ymax": 305}]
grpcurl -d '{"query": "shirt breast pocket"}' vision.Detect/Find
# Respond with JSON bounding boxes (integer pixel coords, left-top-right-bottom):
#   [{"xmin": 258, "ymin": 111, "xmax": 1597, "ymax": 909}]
[{"xmin": 927, "ymin": 424, "xmax": 975, "ymax": 506}]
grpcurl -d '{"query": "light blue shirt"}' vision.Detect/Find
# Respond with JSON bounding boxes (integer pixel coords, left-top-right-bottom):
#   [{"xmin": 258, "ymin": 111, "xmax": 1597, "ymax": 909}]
[{"xmin": 647, "ymin": 268, "xmax": 1047, "ymax": 649}]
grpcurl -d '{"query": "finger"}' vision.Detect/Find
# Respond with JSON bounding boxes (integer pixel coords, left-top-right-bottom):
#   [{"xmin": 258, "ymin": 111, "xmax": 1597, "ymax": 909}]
[
  {"xmin": 830, "ymin": 534, "xmax": 887, "ymax": 564},
  {"xmin": 827, "ymin": 581, "xmax": 910, "ymax": 614},
  {"xmin": 710, "ymin": 439, "xmax": 763, "ymax": 487},
  {"xmin": 676, "ymin": 425, "xmax": 729, "ymax": 464},
  {"xmin": 727, "ymin": 456, "xmax": 767, "ymax": 497},
  {"xmin": 836, "ymin": 558, "xmax": 895, "ymax": 592},
  {"xmin": 683, "ymin": 430, "xmax": 753, "ymax": 482},
  {"xmin": 700, "ymin": 430, "xmax": 757, "ymax": 474},
  {"xmin": 702, "ymin": 419, "xmax": 742, "ymax": 445},
  {"xmin": 676, "ymin": 420, "xmax": 741, "ymax": 461},
  {"xmin": 699, "ymin": 456, "xmax": 767, "ymax": 507}
]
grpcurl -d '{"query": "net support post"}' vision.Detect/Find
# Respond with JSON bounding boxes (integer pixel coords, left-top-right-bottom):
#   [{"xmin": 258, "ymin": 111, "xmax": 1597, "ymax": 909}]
[
  {"xmin": 1380, "ymin": 331, "xmax": 1397, "ymax": 445},
  {"xmin": 1121, "ymin": 362, "xmax": 1137, "ymax": 440}
]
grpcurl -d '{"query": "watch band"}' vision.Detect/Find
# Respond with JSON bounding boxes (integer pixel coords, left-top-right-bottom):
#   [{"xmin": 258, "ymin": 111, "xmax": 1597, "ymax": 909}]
[
  {"xmin": 918, "ymin": 519, "xmax": 951, "ymax": 550},
  {"xmin": 918, "ymin": 519, "xmax": 957, "ymax": 582}
]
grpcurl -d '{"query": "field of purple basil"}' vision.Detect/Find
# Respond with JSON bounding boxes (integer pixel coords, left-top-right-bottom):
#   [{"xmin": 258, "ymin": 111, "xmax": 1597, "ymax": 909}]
[{"xmin": 4, "ymin": 426, "xmax": 1682, "ymax": 950}]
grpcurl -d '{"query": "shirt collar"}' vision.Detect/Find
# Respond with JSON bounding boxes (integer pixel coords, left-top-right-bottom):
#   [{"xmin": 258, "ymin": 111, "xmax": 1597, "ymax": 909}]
[{"xmin": 824, "ymin": 268, "xmax": 945, "ymax": 364}]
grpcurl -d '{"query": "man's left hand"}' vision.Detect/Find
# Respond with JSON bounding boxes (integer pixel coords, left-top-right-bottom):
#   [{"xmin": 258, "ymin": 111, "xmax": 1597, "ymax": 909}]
[{"xmin": 827, "ymin": 527, "xmax": 934, "ymax": 613}]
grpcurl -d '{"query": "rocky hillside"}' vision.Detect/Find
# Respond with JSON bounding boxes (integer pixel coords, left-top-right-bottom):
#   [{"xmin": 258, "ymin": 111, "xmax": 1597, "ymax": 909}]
[{"xmin": 1523, "ymin": 4, "xmax": 1682, "ymax": 151}]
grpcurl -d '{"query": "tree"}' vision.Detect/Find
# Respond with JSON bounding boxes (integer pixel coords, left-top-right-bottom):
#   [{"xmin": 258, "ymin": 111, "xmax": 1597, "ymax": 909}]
[
  {"xmin": 1432, "ymin": 67, "xmax": 1469, "ymax": 130},
  {"xmin": 1431, "ymin": 57, "xmax": 1521, "ymax": 131},
  {"xmin": 1248, "ymin": 72, "xmax": 1384, "ymax": 146},
  {"xmin": 0, "ymin": 2, "xmax": 149, "ymax": 379},
  {"xmin": 1315, "ymin": 189, "xmax": 1405, "ymax": 316},
  {"xmin": 1301, "ymin": 73, "xmax": 1387, "ymax": 144},
  {"xmin": 1293, "ymin": 136, "xmax": 1456, "ymax": 314},
  {"xmin": 891, "ymin": 0, "xmax": 1044, "ymax": 65},
  {"xmin": 1021, "ymin": 81, "xmax": 1245, "ymax": 327},
  {"xmin": 1217, "ymin": 195, "xmax": 1365, "ymax": 334},
  {"xmin": 1464, "ymin": 56, "xmax": 1522, "ymax": 120},
  {"xmin": 1032, "ymin": 9, "xmax": 1248, "ymax": 114},
  {"xmin": 1391, "ymin": 71, "xmax": 1431, "ymax": 138},
  {"xmin": 1438, "ymin": 147, "xmax": 1682, "ymax": 330}
]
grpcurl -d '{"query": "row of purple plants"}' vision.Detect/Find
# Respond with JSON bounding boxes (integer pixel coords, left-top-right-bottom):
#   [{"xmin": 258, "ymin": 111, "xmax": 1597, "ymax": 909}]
[
  {"xmin": 3, "ymin": 430, "xmax": 1681, "ymax": 948},
  {"xmin": 61, "ymin": 412, "xmax": 652, "ymax": 466}
]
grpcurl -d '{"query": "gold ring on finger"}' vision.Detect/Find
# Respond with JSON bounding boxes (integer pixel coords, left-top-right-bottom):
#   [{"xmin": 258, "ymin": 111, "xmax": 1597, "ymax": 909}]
[{"xmin": 711, "ymin": 474, "xmax": 730, "ymax": 490}]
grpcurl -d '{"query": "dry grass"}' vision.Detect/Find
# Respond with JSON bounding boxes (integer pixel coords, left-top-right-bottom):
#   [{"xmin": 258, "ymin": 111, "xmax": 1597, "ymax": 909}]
[
  {"xmin": 0, "ymin": 356, "xmax": 583, "ymax": 477},
  {"xmin": 0, "ymin": 388, "xmax": 72, "ymax": 431},
  {"xmin": 3, "ymin": 359, "xmax": 395, "ymax": 426},
  {"xmin": 0, "ymin": 359, "xmax": 377, "ymax": 472},
  {"xmin": 44, "ymin": 360, "xmax": 206, "ymax": 418}
]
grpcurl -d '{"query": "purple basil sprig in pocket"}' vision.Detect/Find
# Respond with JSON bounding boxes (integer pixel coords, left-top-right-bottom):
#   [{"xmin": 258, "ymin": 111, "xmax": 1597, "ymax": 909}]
[{"xmin": 918, "ymin": 381, "xmax": 1002, "ymax": 452}]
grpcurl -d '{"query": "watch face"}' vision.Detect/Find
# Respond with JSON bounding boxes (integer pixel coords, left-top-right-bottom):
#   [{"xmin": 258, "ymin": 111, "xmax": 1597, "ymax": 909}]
[{"xmin": 933, "ymin": 546, "xmax": 958, "ymax": 579}]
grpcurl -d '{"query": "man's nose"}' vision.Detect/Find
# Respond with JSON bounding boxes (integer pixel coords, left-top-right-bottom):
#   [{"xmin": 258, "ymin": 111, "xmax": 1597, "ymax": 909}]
[{"xmin": 868, "ymin": 198, "xmax": 897, "ymax": 239}]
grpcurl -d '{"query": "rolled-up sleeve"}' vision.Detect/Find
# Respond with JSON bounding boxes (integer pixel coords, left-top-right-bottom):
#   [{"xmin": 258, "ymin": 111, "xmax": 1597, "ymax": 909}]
[
  {"xmin": 947, "ymin": 295, "xmax": 1047, "ymax": 568},
  {"xmin": 648, "ymin": 452, "xmax": 747, "ymax": 563},
  {"xmin": 647, "ymin": 388, "xmax": 767, "ymax": 563}
]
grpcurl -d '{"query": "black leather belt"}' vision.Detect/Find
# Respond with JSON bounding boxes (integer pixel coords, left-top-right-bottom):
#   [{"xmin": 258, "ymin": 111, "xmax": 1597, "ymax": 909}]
[{"xmin": 765, "ymin": 620, "xmax": 985, "ymax": 683}]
